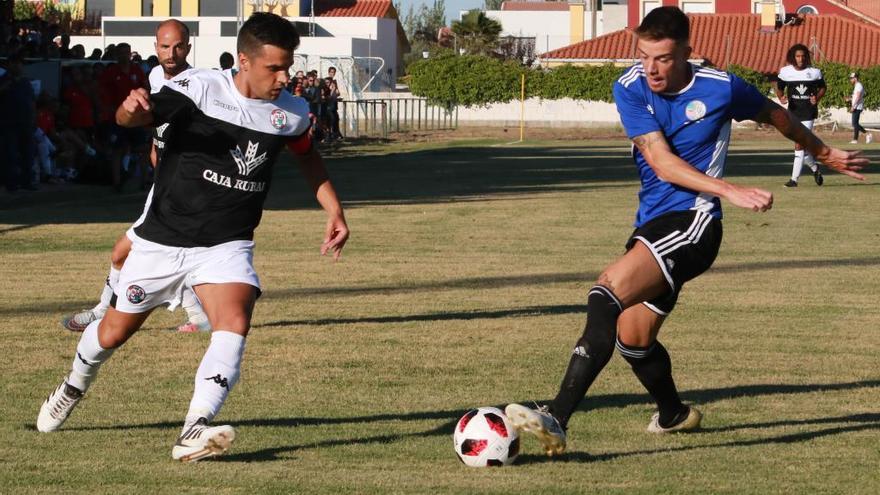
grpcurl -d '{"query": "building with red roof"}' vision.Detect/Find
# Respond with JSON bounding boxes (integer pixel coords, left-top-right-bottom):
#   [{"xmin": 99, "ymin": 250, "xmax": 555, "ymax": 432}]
[{"xmin": 541, "ymin": 12, "xmax": 880, "ymax": 73}]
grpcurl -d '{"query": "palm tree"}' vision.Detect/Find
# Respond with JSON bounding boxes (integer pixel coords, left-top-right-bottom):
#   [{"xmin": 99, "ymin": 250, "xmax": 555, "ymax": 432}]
[{"xmin": 451, "ymin": 9, "xmax": 502, "ymax": 56}]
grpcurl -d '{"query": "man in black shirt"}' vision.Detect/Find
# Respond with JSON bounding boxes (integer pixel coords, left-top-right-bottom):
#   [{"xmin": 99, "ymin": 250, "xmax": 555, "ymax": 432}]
[
  {"xmin": 775, "ymin": 44, "xmax": 826, "ymax": 187},
  {"xmin": 36, "ymin": 13, "xmax": 350, "ymax": 463}
]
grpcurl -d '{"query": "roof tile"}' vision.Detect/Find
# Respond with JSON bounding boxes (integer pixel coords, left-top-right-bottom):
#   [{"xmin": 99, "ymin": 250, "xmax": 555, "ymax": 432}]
[
  {"xmin": 316, "ymin": 0, "xmax": 393, "ymax": 18},
  {"xmin": 542, "ymin": 14, "xmax": 880, "ymax": 72}
]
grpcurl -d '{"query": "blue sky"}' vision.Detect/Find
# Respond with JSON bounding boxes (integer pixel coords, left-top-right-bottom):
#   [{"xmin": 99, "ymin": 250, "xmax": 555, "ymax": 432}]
[{"xmin": 395, "ymin": 0, "xmax": 486, "ymax": 24}]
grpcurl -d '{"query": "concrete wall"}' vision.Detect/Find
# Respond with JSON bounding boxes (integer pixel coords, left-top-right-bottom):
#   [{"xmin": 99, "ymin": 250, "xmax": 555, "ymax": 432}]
[{"xmin": 363, "ymin": 92, "xmax": 880, "ymax": 128}]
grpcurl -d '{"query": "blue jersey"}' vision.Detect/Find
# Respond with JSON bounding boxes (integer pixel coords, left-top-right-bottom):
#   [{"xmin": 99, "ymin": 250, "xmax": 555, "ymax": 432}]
[{"xmin": 612, "ymin": 64, "xmax": 766, "ymax": 227}]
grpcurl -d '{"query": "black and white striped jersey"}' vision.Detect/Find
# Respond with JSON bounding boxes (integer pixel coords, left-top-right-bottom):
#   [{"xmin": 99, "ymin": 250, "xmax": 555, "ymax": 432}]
[
  {"xmin": 134, "ymin": 68, "xmax": 312, "ymax": 248},
  {"xmin": 777, "ymin": 65, "xmax": 825, "ymax": 121}
]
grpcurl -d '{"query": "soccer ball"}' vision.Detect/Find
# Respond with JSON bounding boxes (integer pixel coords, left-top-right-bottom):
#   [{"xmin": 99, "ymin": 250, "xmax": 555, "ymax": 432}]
[{"xmin": 453, "ymin": 407, "xmax": 520, "ymax": 467}]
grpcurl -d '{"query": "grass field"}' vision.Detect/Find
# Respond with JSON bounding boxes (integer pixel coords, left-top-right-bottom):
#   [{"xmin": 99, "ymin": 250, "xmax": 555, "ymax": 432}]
[{"xmin": 1, "ymin": 130, "xmax": 879, "ymax": 494}]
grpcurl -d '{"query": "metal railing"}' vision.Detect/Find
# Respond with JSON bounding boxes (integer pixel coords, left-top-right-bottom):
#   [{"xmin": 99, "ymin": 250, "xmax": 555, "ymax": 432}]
[{"xmin": 341, "ymin": 98, "xmax": 458, "ymax": 138}]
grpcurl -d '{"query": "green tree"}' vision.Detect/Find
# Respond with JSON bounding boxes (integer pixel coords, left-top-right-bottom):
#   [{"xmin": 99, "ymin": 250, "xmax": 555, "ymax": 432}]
[{"xmin": 451, "ymin": 9, "xmax": 502, "ymax": 56}]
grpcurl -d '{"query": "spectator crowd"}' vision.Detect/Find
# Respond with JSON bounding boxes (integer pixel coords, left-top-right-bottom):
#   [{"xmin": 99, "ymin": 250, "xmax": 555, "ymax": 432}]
[{"xmin": 2, "ymin": 14, "xmax": 345, "ymax": 194}]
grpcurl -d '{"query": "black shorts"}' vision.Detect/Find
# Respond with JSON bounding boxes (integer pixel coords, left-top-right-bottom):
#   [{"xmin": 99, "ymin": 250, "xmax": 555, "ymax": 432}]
[{"xmin": 625, "ymin": 209, "xmax": 723, "ymax": 315}]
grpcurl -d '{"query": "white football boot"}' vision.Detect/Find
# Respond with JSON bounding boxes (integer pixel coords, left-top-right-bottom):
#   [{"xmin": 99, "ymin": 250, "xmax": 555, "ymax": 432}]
[
  {"xmin": 172, "ymin": 417, "xmax": 236, "ymax": 462},
  {"xmin": 61, "ymin": 309, "xmax": 103, "ymax": 332},
  {"xmin": 37, "ymin": 379, "xmax": 84, "ymax": 432},
  {"xmin": 505, "ymin": 403, "xmax": 566, "ymax": 456}
]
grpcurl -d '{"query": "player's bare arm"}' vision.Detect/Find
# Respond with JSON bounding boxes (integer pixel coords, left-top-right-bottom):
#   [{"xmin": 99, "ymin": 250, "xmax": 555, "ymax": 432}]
[
  {"xmin": 814, "ymin": 85, "xmax": 826, "ymax": 104},
  {"xmin": 753, "ymin": 99, "xmax": 868, "ymax": 180},
  {"xmin": 295, "ymin": 148, "xmax": 349, "ymax": 260},
  {"xmin": 633, "ymin": 130, "xmax": 773, "ymax": 212},
  {"xmin": 774, "ymin": 85, "xmax": 787, "ymax": 105},
  {"xmin": 116, "ymin": 88, "xmax": 155, "ymax": 128}
]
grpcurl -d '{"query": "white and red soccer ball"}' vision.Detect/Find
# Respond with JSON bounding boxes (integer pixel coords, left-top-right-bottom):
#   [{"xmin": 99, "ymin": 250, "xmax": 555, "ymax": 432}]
[{"xmin": 453, "ymin": 406, "xmax": 519, "ymax": 467}]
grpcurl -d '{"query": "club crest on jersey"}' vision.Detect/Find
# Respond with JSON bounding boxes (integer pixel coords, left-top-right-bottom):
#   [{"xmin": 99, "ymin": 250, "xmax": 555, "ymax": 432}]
[
  {"xmin": 270, "ymin": 109, "xmax": 287, "ymax": 130},
  {"xmin": 126, "ymin": 285, "xmax": 146, "ymax": 304},
  {"xmin": 685, "ymin": 100, "xmax": 707, "ymax": 121},
  {"xmin": 230, "ymin": 141, "xmax": 269, "ymax": 176}
]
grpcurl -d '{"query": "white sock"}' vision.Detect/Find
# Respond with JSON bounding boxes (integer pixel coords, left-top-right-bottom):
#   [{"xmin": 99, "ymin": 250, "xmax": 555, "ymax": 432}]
[
  {"xmin": 791, "ymin": 150, "xmax": 805, "ymax": 181},
  {"xmin": 804, "ymin": 153, "xmax": 817, "ymax": 172},
  {"xmin": 68, "ymin": 320, "xmax": 116, "ymax": 392},
  {"xmin": 184, "ymin": 331, "xmax": 245, "ymax": 431},
  {"xmin": 94, "ymin": 266, "xmax": 120, "ymax": 315},
  {"xmin": 181, "ymin": 289, "xmax": 209, "ymax": 326}
]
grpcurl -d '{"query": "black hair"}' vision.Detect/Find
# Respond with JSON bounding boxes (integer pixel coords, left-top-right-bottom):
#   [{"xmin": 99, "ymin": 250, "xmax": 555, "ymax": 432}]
[
  {"xmin": 219, "ymin": 51, "xmax": 235, "ymax": 69},
  {"xmin": 635, "ymin": 6, "xmax": 690, "ymax": 45},
  {"xmin": 237, "ymin": 12, "xmax": 300, "ymax": 57},
  {"xmin": 786, "ymin": 44, "xmax": 811, "ymax": 67}
]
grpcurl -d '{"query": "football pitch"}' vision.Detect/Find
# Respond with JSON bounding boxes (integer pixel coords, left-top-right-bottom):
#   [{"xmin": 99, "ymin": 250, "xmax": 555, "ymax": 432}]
[{"xmin": 2, "ymin": 134, "xmax": 878, "ymax": 494}]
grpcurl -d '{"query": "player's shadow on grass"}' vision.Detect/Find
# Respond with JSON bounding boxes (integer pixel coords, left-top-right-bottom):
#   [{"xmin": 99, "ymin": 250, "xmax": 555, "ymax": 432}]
[
  {"xmin": 254, "ymin": 304, "xmax": 588, "ymax": 327},
  {"xmin": 515, "ymin": 412, "xmax": 880, "ymax": 465},
  {"xmin": 11, "ymin": 144, "xmax": 855, "ymax": 227},
  {"xmin": 55, "ymin": 379, "xmax": 880, "ymax": 463}
]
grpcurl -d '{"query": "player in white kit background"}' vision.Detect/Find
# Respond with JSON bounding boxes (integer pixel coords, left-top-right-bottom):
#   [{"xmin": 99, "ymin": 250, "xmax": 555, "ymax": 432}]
[
  {"xmin": 61, "ymin": 19, "xmax": 211, "ymax": 334},
  {"xmin": 37, "ymin": 13, "xmax": 350, "ymax": 463}
]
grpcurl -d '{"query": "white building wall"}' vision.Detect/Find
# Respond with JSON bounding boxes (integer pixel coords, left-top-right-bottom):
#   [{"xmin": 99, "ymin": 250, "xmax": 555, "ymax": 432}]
[
  {"xmin": 483, "ymin": 9, "xmax": 610, "ymax": 55},
  {"xmin": 70, "ymin": 16, "xmax": 399, "ymax": 81}
]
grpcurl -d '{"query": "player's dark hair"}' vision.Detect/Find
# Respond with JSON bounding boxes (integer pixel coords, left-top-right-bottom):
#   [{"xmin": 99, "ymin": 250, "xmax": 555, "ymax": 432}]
[
  {"xmin": 635, "ymin": 6, "xmax": 690, "ymax": 46},
  {"xmin": 786, "ymin": 44, "xmax": 812, "ymax": 67},
  {"xmin": 219, "ymin": 51, "xmax": 234, "ymax": 69},
  {"xmin": 237, "ymin": 12, "xmax": 300, "ymax": 57},
  {"xmin": 156, "ymin": 19, "xmax": 190, "ymax": 42}
]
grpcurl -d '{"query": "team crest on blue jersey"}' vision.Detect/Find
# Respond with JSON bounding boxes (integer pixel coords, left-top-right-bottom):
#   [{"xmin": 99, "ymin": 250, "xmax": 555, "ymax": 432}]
[
  {"xmin": 685, "ymin": 100, "xmax": 707, "ymax": 121},
  {"xmin": 270, "ymin": 109, "xmax": 287, "ymax": 129},
  {"xmin": 126, "ymin": 285, "xmax": 146, "ymax": 304}
]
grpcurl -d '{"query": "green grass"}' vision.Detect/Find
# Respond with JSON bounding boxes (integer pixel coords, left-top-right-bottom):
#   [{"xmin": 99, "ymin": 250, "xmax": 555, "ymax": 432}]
[{"xmin": 1, "ymin": 133, "xmax": 879, "ymax": 494}]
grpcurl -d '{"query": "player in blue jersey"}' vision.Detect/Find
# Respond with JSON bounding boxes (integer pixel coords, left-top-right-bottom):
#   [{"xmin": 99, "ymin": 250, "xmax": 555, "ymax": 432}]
[{"xmin": 506, "ymin": 7, "xmax": 867, "ymax": 457}]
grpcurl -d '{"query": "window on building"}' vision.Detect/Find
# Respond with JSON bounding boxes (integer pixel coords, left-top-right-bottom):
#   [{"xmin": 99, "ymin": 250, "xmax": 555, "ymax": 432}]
[
  {"xmin": 642, "ymin": 1, "xmax": 661, "ymax": 18},
  {"xmin": 681, "ymin": 2, "xmax": 713, "ymax": 14},
  {"xmin": 753, "ymin": 1, "xmax": 785, "ymax": 15}
]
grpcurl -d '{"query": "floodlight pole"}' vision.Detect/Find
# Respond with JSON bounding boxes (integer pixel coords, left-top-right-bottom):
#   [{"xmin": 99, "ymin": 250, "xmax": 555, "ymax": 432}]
[
  {"xmin": 519, "ymin": 72, "xmax": 525, "ymax": 142},
  {"xmin": 310, "ymin": 0, "xmax": 316, "ymax": 37}
]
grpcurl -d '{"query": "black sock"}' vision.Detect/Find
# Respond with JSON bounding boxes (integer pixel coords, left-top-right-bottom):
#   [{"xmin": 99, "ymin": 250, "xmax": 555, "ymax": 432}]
[
  {"xmin": 617, "ymin": 339, "xmax": 687, "ymax": 427},
  {"xmin": 550, "ymin": 286, "xmax": 621, "ymax": 429}
]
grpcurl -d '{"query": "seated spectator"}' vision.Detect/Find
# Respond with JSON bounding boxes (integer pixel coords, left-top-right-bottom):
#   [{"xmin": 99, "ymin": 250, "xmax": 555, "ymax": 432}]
[
  {"xmin": 35, "ymin": 93, "xmax": 62, "ymax": 183},
  {"xmin": 70, "ymin": 44, "xmax": 86, "ymax": 59},
  {"xmin": 88, "ymin": 48, "xmax": 102, "ymax": 60}
]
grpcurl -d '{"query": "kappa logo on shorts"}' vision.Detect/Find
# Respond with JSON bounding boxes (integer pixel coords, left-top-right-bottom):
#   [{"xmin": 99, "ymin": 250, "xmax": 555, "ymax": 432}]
[
  {"xmin": 126, "ymin": 285, "xmax": 147, "ymax": 304},
  {"xmin": 270, "ymin": 109, "xmax": 287, "ymax": 129}
]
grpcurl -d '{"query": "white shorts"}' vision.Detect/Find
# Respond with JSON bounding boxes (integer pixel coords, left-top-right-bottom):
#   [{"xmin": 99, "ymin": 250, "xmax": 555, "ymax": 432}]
[
  {"xmin": 114, "ymin": 231, "xmax": 261, "ymax": 313},
  {"xmin": 801, "ymin": 120, "xmax": 814, "ymax": 131},
  {"xmin": 125, "ymin": 185, "xmax": 154, "ymax": 240}
]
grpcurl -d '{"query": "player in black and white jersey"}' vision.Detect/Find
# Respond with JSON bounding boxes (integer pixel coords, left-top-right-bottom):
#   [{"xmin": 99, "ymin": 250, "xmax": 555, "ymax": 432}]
[
  {"xmin": 37, "ymin": 13, "xmax": 350, "ymax": 463},
  {"xmin": 776, "ymin": 44, "xmax": 826, "ymax": 187},
  {"xmin": 61, "ymin": 19, "xmax": 211, "ymax": 334}
]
